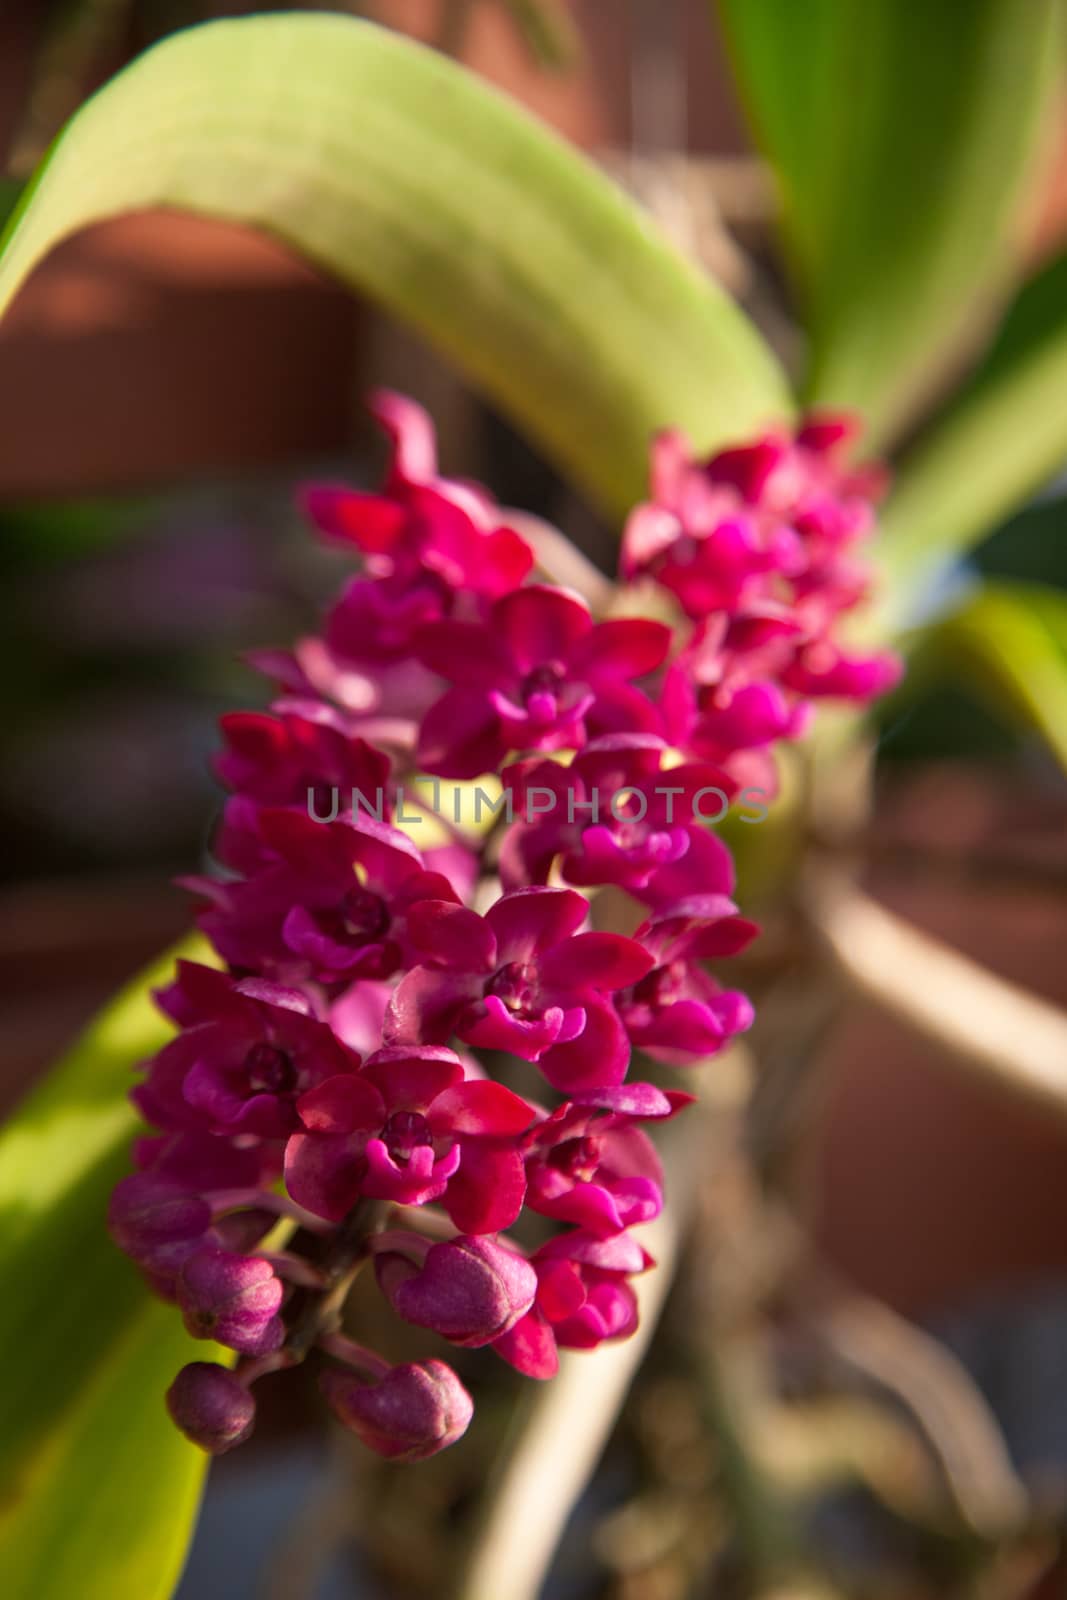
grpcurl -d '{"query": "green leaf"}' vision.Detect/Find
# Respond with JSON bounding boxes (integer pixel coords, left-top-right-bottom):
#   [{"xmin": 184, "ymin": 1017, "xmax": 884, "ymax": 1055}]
[
  {"xmin": 925, "ymin": 581, "xmax": 1067, "ymax": 773},
  {"xmin": 972, "ymin": 493, "xmax": 1067, "ymax": 592},
  {"xmin": 718, "ymin": 0, "xmax": 1061, "ymax": 446},
  {"xmin": 880, "ymin": 250, "xmax": 1067, "ymax": 607},
  {"xmin": 0, "ymin": 938, "xmax": 223, "ymax": 1600},
  {"xmin": 500, "ymin": 0, "xmax": 581, "ymax": 72},
  {"xmin": 0, "ymin": 179, "xmax": 24, "ymax": 232},
  {"xmin": 0, "ymin": 13, "xmax": 790, "ymax": 519}
]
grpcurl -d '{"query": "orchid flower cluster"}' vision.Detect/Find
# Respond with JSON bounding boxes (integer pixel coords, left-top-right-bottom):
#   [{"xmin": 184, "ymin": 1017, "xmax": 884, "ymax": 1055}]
[{"xmin": 108, "ymin": 392, "xmax": 899, "ymax": 1462}]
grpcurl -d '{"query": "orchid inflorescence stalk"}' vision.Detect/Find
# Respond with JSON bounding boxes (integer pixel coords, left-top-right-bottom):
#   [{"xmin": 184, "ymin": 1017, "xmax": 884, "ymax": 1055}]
[{"xmin": 108, "ymin": 392, "xmax": 900, "ymax": 1463}]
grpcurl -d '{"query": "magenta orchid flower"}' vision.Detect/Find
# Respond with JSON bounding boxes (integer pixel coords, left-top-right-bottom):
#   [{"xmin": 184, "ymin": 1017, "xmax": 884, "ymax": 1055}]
[
  {"xmin": 493, "ymin": 1230, "xmax": 654, "ymax": 1380},
  {"xmin": 386, "ymin": 886, "xmax": 652, "ymax": 1092},
  {"xmin": 414, "ymin": 584, "xmax": 671, "ymax": 779},
  {"xmin": 215, "ymin": 708, "xmax": 391, "ymax": 810},
  {"xmin": 500, "ymin": 733, "xmax": 737, "ymax": 896},
  {"xmin": 132, "ymin": 962, "xmax": 362, "ymax": 1141},
  {"xmin": 186, "ymin": 810, "xmax": 457, "ymax": 988},
  {"xmin": 300, "ymin": 390, "xmax": 533, "ymax": 601},
  {"xmin": 284, "ymin": 1045, "xmax": 536, "ymax": 1232},
  {"xmin": 617, "ymin": 896, "xmax": 758, "ymax": 1063},
  {"xmin": 522, "ymin": 1082, "xmax": 690, "ymax": 1237}
]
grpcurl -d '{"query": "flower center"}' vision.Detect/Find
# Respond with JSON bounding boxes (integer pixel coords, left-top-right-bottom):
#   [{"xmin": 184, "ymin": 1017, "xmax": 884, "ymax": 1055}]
[
  {"xmin": 547, "ymin": 1135, "xmax": 602, "ymax": 1181},
  {"xmin": 613, "ymin": 813, "xmax": 649, "ymax": 849},
  {"xmin": 340, "ymin": 887, "xmax": 390, "ymax": 942},
  {"xmin": 485, "ymin": 960, "xmax": 538, "ymax": 1017},
  {"xmin": 382, "ymin": 1110, "xmax": 435, "ymax": 1163},
  {"xmin": 631, "ymin": 960, "xmax": 686, "ymax": 1009},
  {"xmin": 521, "ymin": 661, "xmax": 565, "ymax": 705},
  {"xmin": 243, "ymin": 1042, "xmax": 297, "ymax": 1094}
]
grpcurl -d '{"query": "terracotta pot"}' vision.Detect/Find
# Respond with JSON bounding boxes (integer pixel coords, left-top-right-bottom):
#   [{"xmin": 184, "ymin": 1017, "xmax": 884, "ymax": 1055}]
[
  {"xmin": 811, "ymin": 766, "xmax": 1067, "ymax": 1320},
  {"xmin": 0, "ymin": 213, "xmax": 360, "ymax": 499}
]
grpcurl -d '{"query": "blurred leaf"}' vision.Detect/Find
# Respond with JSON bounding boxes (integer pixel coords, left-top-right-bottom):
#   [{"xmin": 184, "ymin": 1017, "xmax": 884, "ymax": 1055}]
[
  {"xmin": 500, "ymin": 0, "xmax": 581, "ymax": 72},
  {"xmin": 926, "ymin": 582, "xmax": 1067, "ymax": 772},
  {"xmin": 874, "ymin": 680, "xmax": 1022, "ymax": 765},
  {"xmin": 0, "ymin": 937, "xmax": 224, "ymax": 1600},
  {"xmin": 718, "ymin": 0, "xmax": 1061, "ymax": 446},
  {"xmin": 0, "ymin": 179, "xmax": 24, "ymax": 231},
  {"xmin": 0, "ymin": 13, "xmax": 789, "ymax": 521},
  {"xmin": 973, "ymin": 494, "xmax": 1067, "ymax": 591},
  {"xmin": 0, "ymin": 498, "xmax": 148, "ymax": 567},
  {"xmin": 881, "ymin": 252, "xmax": 1067, "ymax": 607},
  {"xmin": 10, "ymin": 0, "xmax": 137, "ymax": 176}
]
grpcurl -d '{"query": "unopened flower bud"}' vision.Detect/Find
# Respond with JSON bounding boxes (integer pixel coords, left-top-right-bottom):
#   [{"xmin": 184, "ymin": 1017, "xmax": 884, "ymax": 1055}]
[
  {"xmin": 177, "ymin": 1248, "xmax": 285, "ymax": 1355},
  {"xmin": 167, "ymin": 1362, "xmax": 256, "ymax": 1454},
  {"xmin": 320, "ymin": 1359, "xmax": 473, "ymax": 1461},
  {"xmin": 108, "ymin": 1174, "xmax": 212, "ymax": 1275},
  {"xmin": 376, "ymin": 1235, "xmax": 536, "ymax": 1348}
]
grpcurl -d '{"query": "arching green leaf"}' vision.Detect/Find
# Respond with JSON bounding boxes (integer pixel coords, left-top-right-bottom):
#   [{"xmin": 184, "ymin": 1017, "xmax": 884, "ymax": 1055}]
[
  {"xmin": 0, "ymin": 940, "xmax": 223, "ymax": 1600},
  {"xmin": 0, "ymin": 13, "xmax": 790, "ymax": 519},
  {"xmin": 925, "ymin": 582, "xmax": 1067, "ymax": 774},
  {"xmin": 718, "ymin": 0, "xmax": 1061, "ymax": 446},
  {"xmin": 881, "ymin": 251, "xmax": 1067, "ymax": 606}
]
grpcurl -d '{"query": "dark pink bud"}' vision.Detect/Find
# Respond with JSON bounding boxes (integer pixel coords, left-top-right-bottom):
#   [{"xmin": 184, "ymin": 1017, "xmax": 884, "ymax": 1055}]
[
  {"xmin": 177, "ymin": 1248, "xmax": 285, "ymax": 1355},
  {"xmin": 167, "ymin": 1362, "xmax": 256, "ymax": 1454},
  {"xmin": 376, "ymin": 1235, "xmax": 537, "ymax": 1347},
  {"xmin": 108, "ymin": 1174, "xmax": 212, "ymax": 1274},
  {"xmin": 320, "ymin": 1359, "xmax": 473, "ymax": 1461}
]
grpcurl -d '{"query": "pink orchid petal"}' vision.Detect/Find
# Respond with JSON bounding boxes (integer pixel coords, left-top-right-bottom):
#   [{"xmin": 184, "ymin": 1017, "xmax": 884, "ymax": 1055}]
[
  {"xmin": 296, "ymin": 1074, "xmax": 385, "ymax": 1135},
  {"xmin": 531, "ymin": 1183, "xmax": 627, "ymax": 1236},
  {"xmin": 368, "ymin": 388, "xmax": 438, "ymax": 483},
  {"xmin": 483, "ymin": 526, "xmax": 535, "ymax": 593},
  {"xmin": 541, "ymin": 1230, "xmax": 651, "ymax": 1275},
  {"xmin": 539, "ymin": 999, "xmax": 630, "ymax": 1094},
  {"xmin": 623, "ymin": 996, "xmax": 727, "ymax": 1060},
  {"xmin": 492, "ymin": 1309, "xmax": 559, "ymax": 1379},
  {"xmin": 384, "ymin": 966, "xmax": 476, "ymax": 1048},
  {"xmin": 428, "ymin": 1080, "xmax": 536, "ymax": 1137},
  {"xmin": 707, "ymin": 434, "xmax": 788, "ymax": 499},
  {"xmin": 639, "ymin": 826, "xmax": 735, "ymax": 908},
  {"xmin": 284, "ymin": 1131, "xmax": 364, "ymax": 1222},
  {"xmin": 415, "ymin": 620, "xmax": 514, "ymax": 687},
  {"xmin": 407, "ymin": 901, "xmax": 497, "ymax": 971},
  {"xmin": 362, "ymin": 1137, "xmax": 458, "ymax": 1204},
  {"xmin": 461, "ymin": 995, "xmax": 568, "ymax": 1060},
  {"xmin": 362, "ymin": 1050, "xmax": 465, "ymax": 1111},
  {"xmin": 540, "ymin": 932, "xmax": 653, "ymax": 993},
  {"xmin": 485, "ymin": 886, "xmax": 587, "ymax": 962},
  {"xmin": 444, "ymin": 1144, "xmax": 527, "ymax": 1234},
  {"xmin": 570, "ymin": 1083, "xmax": 679, "ymax": 1118},
  {"xmin": 535, "ymin": 1258, "xmax": 586, "ymax": 1319},
  {"xmin": 417, "ymin": 687, "xmax": 502, "ymax": 780},
  {"xmin": 571, "ymin": 618, "xmax": 672, "ymax": 681},
  {"xmin": 621, "ymin": 503, "xmax": 681, "ymax": 578},
  {"xmin": 493, "ymin": 584, "xmax": 591, "ymax": 672}
]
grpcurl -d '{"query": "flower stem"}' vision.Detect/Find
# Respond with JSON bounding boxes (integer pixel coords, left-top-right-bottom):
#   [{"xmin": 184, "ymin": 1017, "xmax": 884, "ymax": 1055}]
[
  {"xmin": 317, "ymin": 1330, "xmax": 391, "ymax": 1379},
  {"xmin": 283, "ymin": 1198, "xmax": 384, "ymax": 1364},
  {"xmin": 206, "ymin": 1187, "xmax": 334, "ymax": 1234},
  {"xmin": 261, "ymin": 1251, "xmax": 330, "ymax": 1289}
]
